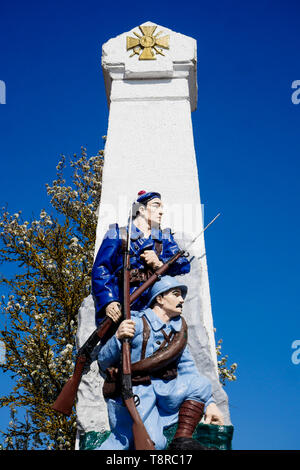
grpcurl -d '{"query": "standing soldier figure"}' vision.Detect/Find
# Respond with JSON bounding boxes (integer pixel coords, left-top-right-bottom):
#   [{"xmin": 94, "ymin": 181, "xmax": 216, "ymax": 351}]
[{"xmin": 92, "ymin": 190, "xmax": 190, "ymax": 327}]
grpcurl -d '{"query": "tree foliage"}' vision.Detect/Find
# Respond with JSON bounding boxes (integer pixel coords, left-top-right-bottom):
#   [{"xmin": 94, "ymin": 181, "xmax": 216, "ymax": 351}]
[
  {"xmin": 0, "ymin": 148, "xmax": 103, "ymax": 449},
  {"xmin": 216, "ymin": 339, "xmax": 237, "ymax": 386}
]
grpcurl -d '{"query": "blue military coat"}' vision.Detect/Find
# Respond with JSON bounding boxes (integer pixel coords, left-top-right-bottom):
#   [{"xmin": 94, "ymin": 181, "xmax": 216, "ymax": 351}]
[
  {"xmin": 97, "ymin": 308, "xmax": 215, "ymax": 450},
  {"xmin": 92, "ymin": 223, "xmax": 190, "ymax": 326}
]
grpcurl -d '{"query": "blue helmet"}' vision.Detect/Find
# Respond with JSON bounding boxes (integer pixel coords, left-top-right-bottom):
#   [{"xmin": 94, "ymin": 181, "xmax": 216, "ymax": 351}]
[
  {"xmin": 146, "ymin": 275, "xmax": 188, "ymax": 308},
  {"xmin": 136, "ymin": 190, "xmax": 161, "ymax": 205}
]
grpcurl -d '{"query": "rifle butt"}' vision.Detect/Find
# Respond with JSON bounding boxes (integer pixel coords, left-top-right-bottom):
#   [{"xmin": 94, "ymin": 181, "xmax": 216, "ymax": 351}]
[
  {"xmin": 51, "ymin": 318, "xmax": 115, "ymax": 416},
  {"xmin": 132, "ymin": 422, "xmax": 155, "ymax": 450},
  {"xmin": 51, "ymin": 355, "xmax": 87, "ymax": 416},
  {"xmin": 125, "ymin": 397, "xmax": 155, "ymax": 450}
]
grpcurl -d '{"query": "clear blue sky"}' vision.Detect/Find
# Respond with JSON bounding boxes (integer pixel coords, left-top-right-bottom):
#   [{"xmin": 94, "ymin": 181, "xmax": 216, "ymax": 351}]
[{"xmin": 0, "ymin": 0, "xmax": 300, "ymax": 450}]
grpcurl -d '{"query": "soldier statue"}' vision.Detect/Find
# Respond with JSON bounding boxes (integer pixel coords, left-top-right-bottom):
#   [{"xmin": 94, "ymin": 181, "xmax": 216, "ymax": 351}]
[
  {"xmin": 96, "ymin": 275, "xmax": 224, "ymax": 450},
  {"xmin": 91, "ymin": 190, "xmax": 190, "ymax": 327}
]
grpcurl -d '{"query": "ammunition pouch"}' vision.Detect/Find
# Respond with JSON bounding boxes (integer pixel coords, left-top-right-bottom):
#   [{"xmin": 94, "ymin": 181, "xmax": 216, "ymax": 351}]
[
  {"xmin": 129, "ymin": 268, "xmax": 149, "ymax": 284},
  {"xmin": 117, "ymin": 268, "xmax": 154, "ymax": 286}
]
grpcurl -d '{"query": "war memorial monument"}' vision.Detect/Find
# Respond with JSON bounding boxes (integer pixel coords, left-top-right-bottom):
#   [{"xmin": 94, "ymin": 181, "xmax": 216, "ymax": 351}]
[{"xmin": 53, "ymin": 22, "xmax": 234, "ymax": 451}]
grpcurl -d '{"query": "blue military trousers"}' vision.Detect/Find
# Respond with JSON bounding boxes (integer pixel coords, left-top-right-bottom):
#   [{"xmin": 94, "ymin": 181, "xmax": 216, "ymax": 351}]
[{"xmin": 96, "ymin": 371, "xmax": 210, "ymax": 450}]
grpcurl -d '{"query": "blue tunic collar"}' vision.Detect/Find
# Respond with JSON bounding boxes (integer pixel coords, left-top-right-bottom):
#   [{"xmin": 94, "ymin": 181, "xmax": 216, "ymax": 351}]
[{"xmin": 141, "ymin": 307, "xmax": 182, "ymax": 332}]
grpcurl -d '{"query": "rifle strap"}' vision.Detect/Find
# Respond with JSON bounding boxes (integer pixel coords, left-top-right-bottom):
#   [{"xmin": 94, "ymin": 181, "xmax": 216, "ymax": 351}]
[
  {"xmin": 141, "ymin": 316, "xmax": 151, "ymax": 360},
  {"xmin": 119, "ymin": 226, "xmax": 128, "ymax": 253},
  {"xmin": 154, "ymin": 240, "xmax": 162, "ymax": 257}
]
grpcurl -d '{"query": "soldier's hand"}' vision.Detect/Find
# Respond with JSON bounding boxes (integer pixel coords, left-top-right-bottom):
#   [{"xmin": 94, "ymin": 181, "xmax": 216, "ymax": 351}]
[
  {"xmin": 116, "ymin": 320, "xmax": 136, "ymax": 340},
  {"xmin": 105, "ymin": 302, "xmax": 122, "ymax": 323},
  {"xmin": 140, "ymin": 250, "xmax": 163, "ymax": 270},
  {"xmin": 204, "ymin": 403, "xmax": 224, "ymax": 425}
]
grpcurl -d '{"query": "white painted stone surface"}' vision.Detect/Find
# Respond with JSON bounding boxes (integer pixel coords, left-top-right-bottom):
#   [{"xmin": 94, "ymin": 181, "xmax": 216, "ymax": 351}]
[
  {"xmin": 75, "ymin": 295, "xmax": 109, "ymax": 435},
  {"xmin": 76, "ymin": 22, "xmax": 231, "ymax": 447}
]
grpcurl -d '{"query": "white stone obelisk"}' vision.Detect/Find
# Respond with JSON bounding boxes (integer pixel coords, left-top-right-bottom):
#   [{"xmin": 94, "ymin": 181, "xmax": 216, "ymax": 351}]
[{"xmin": 75, "ymin": 22, "xmax": 231, "ymax": 448}]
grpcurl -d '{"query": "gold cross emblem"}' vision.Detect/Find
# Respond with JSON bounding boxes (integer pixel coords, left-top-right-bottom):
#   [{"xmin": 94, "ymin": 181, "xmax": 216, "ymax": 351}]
[{"xmin": 126, "ymin": 25, "xmax": 169, "ymax": 60}]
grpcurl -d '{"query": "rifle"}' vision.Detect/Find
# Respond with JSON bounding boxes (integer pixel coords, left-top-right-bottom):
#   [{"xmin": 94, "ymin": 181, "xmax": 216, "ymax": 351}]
[
  {"xmin": 52, "ymin": 214, "xmax": 220, "ymax": 416},
  {"xmin": 120, "ymin": 213, "xmax": 155, "ymax": 450},
  {"xmin": 51, "ymin": 249, "xmax": 186, "ymax": 416},
  {"xmin": 130, "ymin": 213, "xmax": 221, "ymax": 303},
  {"xmin": 51, "ymin": 316, "xmax": 114, "ymax": 416}
]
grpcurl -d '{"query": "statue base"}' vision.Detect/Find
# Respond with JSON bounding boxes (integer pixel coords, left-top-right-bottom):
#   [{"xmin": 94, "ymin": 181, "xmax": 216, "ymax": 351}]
[{"xmin": 78, "ymin": 423, "xmax": 234, "ymax": 451}]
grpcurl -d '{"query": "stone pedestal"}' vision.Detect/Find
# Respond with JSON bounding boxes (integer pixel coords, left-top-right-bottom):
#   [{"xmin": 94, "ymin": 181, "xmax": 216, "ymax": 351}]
[{"xmin": 75, "ymin": 21, "xmax": 231, "ymax": 449}]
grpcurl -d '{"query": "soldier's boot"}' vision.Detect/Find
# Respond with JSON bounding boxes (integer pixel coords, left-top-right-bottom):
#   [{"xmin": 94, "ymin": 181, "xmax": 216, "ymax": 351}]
[{"xmin": 168, "ymin": 400, "xmax": 209, "ymax": 451}]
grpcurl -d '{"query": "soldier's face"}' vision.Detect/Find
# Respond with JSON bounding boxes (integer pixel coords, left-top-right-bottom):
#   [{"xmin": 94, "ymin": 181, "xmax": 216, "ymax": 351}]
[
  {"xmin": 144, "ymin": 198, "xmax": 164, "ymax": 228},
  {"xmin": 159, "ymin": 288, "xmax": 184, "ymax": 317}
]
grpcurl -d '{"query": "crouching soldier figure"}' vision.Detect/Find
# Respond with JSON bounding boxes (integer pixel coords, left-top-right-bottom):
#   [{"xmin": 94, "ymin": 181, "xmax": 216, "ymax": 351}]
[{"xmin": 96, "ymin": 275, "xmax": 223, "ymax": 450}]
